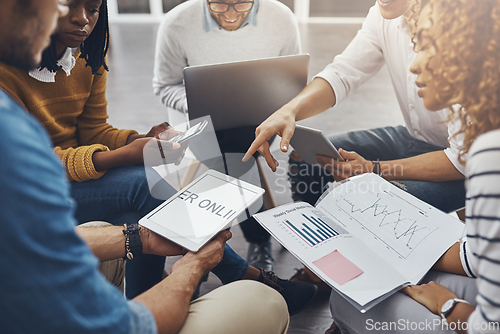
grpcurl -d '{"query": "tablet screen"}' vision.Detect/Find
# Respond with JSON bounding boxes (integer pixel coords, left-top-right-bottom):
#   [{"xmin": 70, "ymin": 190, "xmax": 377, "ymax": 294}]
[{"xmin": 140, "ymin": 170, "xmax": 264, "ymax": 251}]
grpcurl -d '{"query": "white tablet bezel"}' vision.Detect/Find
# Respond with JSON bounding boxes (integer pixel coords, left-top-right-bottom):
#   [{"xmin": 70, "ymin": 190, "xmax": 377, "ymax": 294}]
[
  {"xmin": 290, "ymin": 125, "xmax": 343, "ymax": 165},
  {"xmin": 140, "ymin": 169, "xmax": 265, "ymax": 252}
]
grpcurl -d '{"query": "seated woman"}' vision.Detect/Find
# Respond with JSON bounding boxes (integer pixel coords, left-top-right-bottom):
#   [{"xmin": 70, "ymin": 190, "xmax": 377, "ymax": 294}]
[
  {"xmin": 0, "ymin": 0, "xmax": 317, "ymax": 312},
  {"xmin": 330, "ymin": 0, "xmax": 500, "ymax": 332}
]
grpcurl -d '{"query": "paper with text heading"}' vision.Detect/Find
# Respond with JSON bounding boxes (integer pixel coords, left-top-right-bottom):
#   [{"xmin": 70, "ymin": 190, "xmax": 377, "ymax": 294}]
[{"xmin": 253, "ymin": 173, "xmax": 464, "ymax": 312}]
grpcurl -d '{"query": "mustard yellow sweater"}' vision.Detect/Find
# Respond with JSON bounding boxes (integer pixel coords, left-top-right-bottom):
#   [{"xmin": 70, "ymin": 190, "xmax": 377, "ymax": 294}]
[{"xmin": 0, "ymin": 54, "xmax": 137, "ymax": 182}]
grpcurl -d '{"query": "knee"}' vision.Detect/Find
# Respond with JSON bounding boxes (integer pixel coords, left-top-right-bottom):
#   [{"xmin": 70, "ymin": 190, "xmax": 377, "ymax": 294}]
[
  {"xmin": 233, "ymin": 281, "xmax": 289, "ymax": 333},
  {"xmin": 190, "ymin": 281, "xmax": 289, "ymax": 334},
  {"xmin": 246, "ymin": 280, "xmax": 288, "ymax": 312}
]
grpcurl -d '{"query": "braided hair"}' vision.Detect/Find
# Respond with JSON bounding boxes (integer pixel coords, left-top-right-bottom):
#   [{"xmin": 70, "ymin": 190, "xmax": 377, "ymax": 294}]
[{"xmin": 39, "ymin": 0, "xmax": 110, "ymax": 75}]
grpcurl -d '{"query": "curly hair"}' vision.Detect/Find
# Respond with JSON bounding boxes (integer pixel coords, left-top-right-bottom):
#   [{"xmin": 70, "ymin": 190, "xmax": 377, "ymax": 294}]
[
  {"xmin": 39, "ymin": 0, "xmax": 110, "ymax": 75},
  {"xmin": 406, "ymin": 0, "xmax": 431, "ymax": 36},
  {"xmin": 415, "ymin": 0, "xmax": 500, "ymax": 164}
]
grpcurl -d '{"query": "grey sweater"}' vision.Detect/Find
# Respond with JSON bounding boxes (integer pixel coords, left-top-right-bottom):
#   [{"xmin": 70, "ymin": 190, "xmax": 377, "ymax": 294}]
[{"xmin": 153, "ymin": 0, "xmax": 301, "ymax": 112}]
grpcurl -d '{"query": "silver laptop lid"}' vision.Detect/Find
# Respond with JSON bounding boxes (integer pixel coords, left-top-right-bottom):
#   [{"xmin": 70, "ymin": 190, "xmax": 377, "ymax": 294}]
[{"xmin": 184, "ymin": 54, "xmax": 309, "ymax": 131}]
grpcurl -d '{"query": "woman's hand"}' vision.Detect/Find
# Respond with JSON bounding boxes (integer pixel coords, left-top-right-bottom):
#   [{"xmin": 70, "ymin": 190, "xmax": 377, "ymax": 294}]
[
  {"xmin": 402, "ymin": 281, "xmax": 457, "ymax": 315},
  {"xmin": 243, "ymin": 106, "xmax": 296, "ymax": 171},
  {"xmin": 316, "ymin": 148, "xmax": 373, "ymax": 182},
  {"xmin": 145, "ymin": 122, "xmax": 173, "ymax": 138},
  {"xmin": 126, "ymin": 122, "xmax": 173, "ymax": 144}
]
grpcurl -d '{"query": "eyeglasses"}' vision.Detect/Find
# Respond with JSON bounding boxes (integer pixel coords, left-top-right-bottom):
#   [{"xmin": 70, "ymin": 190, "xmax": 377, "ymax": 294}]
[{"xmin": 207, "ymin": 1, "xmax": 254, "ymax": 13}]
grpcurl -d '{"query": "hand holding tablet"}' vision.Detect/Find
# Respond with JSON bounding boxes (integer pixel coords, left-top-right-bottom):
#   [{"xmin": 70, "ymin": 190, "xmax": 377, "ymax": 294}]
[
  {"xmin": 140, "ymin": 170, "xmax": 264, "ymax": 252},
  {"xmin": 289, "ymin": 125, "xmax": 344, "ymax": 165}
]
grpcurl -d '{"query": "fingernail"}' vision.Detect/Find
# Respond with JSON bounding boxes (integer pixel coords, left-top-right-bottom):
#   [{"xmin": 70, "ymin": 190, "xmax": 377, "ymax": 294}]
[
  {"xmin": 242, "ymin": 154, "xmax": 250, "ymax": 162},
  {"xmin": 275, "ymin": 160, "xmax": 279, "ymax": 167},
  {"xmin": 282, "ymin": 145, "xmax": 288, "ymax": 151}
]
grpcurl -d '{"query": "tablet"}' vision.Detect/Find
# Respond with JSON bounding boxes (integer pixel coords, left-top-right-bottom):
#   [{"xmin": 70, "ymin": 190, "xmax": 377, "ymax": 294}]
[
  {"xmin": 289, "ymin": 125, "xmax": 343, "ymax": 165},
  {"xmin": 139, "ymin": 169, "xmax": 264, "ymax": 252}
]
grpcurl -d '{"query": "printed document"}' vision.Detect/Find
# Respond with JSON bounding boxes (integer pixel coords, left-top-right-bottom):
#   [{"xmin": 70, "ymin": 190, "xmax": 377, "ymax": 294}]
[{"xmin": 253, "ymin": 173, "xmax": 464, "ymax": 312}]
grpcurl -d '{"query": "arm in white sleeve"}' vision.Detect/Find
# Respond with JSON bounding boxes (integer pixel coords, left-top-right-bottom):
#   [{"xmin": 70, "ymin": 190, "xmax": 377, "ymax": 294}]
[
  {"xmin": 459, "ymin": 237, "xmax": 477, "ymax": 278},
  {"xmin": 314, "ymin": 4, "xmax": 386, "ymax": 106},
  {"xmin": 444, "ymin": 108, "xmax": 466, "ymax": 175}
]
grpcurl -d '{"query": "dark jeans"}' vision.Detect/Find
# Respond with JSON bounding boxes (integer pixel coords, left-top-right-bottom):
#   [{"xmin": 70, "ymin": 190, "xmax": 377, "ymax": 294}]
[
  {"xmin": 289, "ymin": 126, "xmax": 465, "ymax": 213},
  {"xmin": 190, "ymin": 126, "xmax": 271, "ymax": 244},
  {"xmin": 71, "ymin": 165, "xmax": 248, "ymax": 299}
]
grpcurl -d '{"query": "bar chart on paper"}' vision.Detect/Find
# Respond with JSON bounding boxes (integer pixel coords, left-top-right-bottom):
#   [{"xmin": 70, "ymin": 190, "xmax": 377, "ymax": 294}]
[{"xmin": 283, "ymin": 211, "xmax": 346, "ymax": 247}]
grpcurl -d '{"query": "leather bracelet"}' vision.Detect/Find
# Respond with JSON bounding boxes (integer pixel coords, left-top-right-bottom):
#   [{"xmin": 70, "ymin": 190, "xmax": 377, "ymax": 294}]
[
  {"xmin": 123, "ymin": 223, "xmax": 142, "ymax": 260},
  {"xmin": 372, "ymin": 160, "xmax": 382, "ymax": 176}
]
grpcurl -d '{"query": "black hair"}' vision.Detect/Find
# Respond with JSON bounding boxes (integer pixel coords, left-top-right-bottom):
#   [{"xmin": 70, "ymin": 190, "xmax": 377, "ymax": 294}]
[{"xmin": 38, "ymin": 0, "xmax": 110, "ymax": 75}]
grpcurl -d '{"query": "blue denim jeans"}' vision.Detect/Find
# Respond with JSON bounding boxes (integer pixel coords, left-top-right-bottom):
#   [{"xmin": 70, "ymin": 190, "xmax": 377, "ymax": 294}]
[
  {"xmin": 289, "ymin": 126, "xmax": 465, "ymax": 213},
  {"xmin": 70, "ymin": 165, "xmax": 248, "ymax": 298}
]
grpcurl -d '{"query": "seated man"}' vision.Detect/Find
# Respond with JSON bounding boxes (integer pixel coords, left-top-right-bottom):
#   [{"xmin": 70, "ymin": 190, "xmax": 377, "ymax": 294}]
[
  {"xmin": 0, "ymin": 1, "xmax": 289, "ymax": 333},
  {"xmin": 153, "ymin": 0, "xmax": 301, "ymax": 271}
]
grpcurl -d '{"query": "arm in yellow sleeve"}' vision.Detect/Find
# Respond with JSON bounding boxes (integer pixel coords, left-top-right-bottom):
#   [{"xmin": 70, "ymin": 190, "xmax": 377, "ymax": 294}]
[{"xmin": 54, "ymin": 144, "xmax": 110, "ymax": 182}]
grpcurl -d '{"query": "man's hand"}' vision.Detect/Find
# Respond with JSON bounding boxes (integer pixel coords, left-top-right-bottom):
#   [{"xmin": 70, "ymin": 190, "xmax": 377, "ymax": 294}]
[
  {"xmin": 141, "ymin": 226, "xmax": 187, "ymax": 257},
  {"xmin": 402, "ymin": 281, "xmax": 458, "ymax": 315},
  {"xmin": 243, "ymin": 107, "xmax": 296, "ymax": 171},
  {"xmin": 171, "ymin": 231, "xmax": 232, "ymax": 278},
  {"xmin": 316, "ymin": 148, "xmax": 373, "ymax": 181}
]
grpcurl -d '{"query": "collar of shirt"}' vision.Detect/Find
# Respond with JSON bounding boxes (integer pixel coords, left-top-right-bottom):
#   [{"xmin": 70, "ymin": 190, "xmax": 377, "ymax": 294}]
[
  {"xmin": 204, "ymin": 0, "xmax": 259, "ymax": 32},
  {"xmin": 29, "ymin": 47, "xmax": 77, "ymax": 83}
]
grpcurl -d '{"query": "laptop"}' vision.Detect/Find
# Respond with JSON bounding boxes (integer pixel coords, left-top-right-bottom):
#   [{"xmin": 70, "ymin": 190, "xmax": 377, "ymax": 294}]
[{"xmin": 184, "ymin": 54, "xmax": 309, "ymax": 131}]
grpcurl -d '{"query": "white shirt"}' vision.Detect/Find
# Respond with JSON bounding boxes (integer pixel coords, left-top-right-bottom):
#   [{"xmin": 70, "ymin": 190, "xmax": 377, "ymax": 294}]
[
  {"xmin": 28, "ymin": 48, "xmax": 77, "ymax": 83},
  {"xmin": 315, "ymin": 3, "xmax": 464, "ymax": 174}
]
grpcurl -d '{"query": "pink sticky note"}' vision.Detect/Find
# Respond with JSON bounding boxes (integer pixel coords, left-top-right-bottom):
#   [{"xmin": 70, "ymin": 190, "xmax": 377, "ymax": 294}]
[{"xmin": 313, "ymin": 250, "xmax": 363, "ymax": 286}]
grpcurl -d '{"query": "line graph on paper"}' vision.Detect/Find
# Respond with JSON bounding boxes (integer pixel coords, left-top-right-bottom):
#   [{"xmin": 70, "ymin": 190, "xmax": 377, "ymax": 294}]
[{"xmin": 331, "ymin": 185, "xmax": 438, "ymax": 258}]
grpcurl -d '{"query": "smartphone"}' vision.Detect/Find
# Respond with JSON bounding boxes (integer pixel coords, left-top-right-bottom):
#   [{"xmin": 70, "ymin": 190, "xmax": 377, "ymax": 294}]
[{"xmin": 170, "ymin": 120, "xmax": 208, "ymax": 144}]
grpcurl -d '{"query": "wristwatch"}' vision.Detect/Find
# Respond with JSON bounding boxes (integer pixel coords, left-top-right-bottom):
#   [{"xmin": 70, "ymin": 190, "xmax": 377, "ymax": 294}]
[
  {"xmin": 122, "ymin": 223, "xmax": 142, "ymax": 260},
  {"xmin": 440, "ymin": 298, "xmax": 469, "ymax": 321},
  {"xmin": 372, "ymin": 160, "xmax": 382, "ymax": 176}
]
